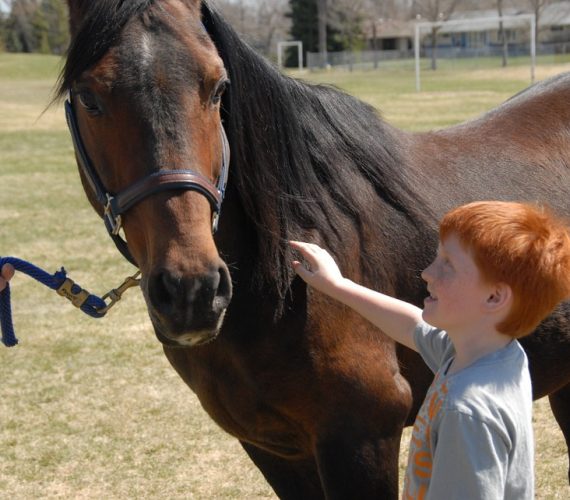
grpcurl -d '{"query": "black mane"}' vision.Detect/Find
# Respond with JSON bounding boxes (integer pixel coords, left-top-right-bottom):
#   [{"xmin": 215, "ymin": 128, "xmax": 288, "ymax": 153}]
[{"xmin": 202, "ymin": 3, "xmax": 432, "ymax": 302}]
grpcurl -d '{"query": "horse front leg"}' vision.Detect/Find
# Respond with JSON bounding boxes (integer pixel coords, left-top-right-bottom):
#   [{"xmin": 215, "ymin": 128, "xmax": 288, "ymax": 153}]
[
  {"xmin": 314, "ymin": 422, "xmax": 403, "ymax": 499},
  {"xmin": 240, "ymin": 441, "xmax": 324, "ymax": 499},
  {"xmin": 313, "ymin": 368, "xmax": 411, "ymax": 500}
]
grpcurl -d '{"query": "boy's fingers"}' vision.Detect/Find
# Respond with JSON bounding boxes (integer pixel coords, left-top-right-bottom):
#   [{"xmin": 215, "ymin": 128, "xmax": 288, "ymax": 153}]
[
  {"xmin": 290, "ymin": 241, "xmax": 318, "ymax": 253},
  {"xmin": 2, "ymin": 264, "xmax": 15, "ymax": 281},
  {"xmin": 289, "ymin": 241, "xmax": 310, "ymax": 256},
  {"xmin": 292, "ymin": 260, "xmax": 312, "ymax": 280},
  {"xmin": 289, "ymin": 241, "xmax": 321, "ymax": 268},
  {"xmin": 0, "ymin": 264, "xmax": 14, "ymax": 291}
]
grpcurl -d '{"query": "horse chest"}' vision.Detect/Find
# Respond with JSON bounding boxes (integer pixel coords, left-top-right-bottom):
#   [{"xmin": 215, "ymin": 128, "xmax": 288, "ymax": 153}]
[{"xmin": 163, "ymin": 343, "xmax": 319, "ymax": 456}]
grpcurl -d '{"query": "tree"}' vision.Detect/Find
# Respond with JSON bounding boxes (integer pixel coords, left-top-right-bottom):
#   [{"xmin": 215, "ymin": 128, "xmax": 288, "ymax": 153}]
[
  {"xmin": 2, "ymin": 0, "xmax": 67, "ymax": 54},
  {"xmin": 287, "ymin": 0, "xmax": 318, "ymax": 66},
  {"xmin": 0, "ymin": 10, "xmax": 7, "ymax": 52},
  {"xmin": 31, "ymin": 1, "xmax": 49, "ymax": 53},
  {"xmin": 497, "ymin": 0, "xmax": 508, "ymax": 67},
  {"xmin": 317, "ymin": 0, "xmax": 327, "ymax": 65},
  {"xmin": 5, "ymin": 0, "xmax": 37, "ymax": 53},
  {"xmin": 287, "ymin": 0, "xmax": 343, "ymax": 67},
  {"xmin": 328, "ymin": 0, "xmax": 366, "ymax": 52},
  {"xmin": 41, "ymin": 0, "xmax": 68, "ymax": 54},
  {"xmin": 214, "ymin": 0, "xmax": 290, "ymax": 59},
  {"xmin": 412, "ymin": 0, "xmax": 463, "ymax": 70},
  {"xmin": 364, "ymin": 0, "xmax": 405, "ymax": 68},
  {"xmin": 255, "ymin": 0, "xmax": 291, "ymax": 59},
  {"xmin": 527, "ymin": 0, "xmax": 551, "ymax": 44}
]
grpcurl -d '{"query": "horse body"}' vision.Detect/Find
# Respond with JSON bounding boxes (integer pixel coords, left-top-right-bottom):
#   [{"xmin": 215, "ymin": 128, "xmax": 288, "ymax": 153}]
[
  {"xmin": 409, "ymin": 74, "xmax": 570, "ymax": 219},
  {"xmin": 62, "ymin": 0, "xmax": 570, "ymax": 497}
]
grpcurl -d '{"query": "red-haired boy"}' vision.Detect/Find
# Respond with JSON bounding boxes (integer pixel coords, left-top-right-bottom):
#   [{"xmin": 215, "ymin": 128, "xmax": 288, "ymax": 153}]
[{"xmin": 291, "ymin": 201, "xmax": 570, "ymax": 499}]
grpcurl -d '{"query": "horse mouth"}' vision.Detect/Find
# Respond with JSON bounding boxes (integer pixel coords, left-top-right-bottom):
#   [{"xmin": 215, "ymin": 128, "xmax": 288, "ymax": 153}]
[
  {"xmin": 149, "ymin": 309, "xmax": 226, "ymax": 347},
  {"xmin": 141, "ymin": 265, "xmax": 232, "ymax": 347}
]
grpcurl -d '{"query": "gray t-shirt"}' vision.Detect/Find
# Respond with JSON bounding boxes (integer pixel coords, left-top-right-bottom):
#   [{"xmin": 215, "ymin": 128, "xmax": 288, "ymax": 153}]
[{"xmin": 402, "ymin": 322, "xmax": 534, "ymax": 499}]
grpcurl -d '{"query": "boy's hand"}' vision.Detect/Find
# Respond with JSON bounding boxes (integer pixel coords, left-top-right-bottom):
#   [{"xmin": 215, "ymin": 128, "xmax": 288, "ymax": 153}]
[
  {"xmin": 290, "ymin": 241, "xmax": 345, "ymax": 294},
  {"xmin": 290, "ymin": 241, "xmax": 421, "ymax": 351},
  {"xmin": 0, "ymin": 264, "xmax": 15, "ymax": 292}
]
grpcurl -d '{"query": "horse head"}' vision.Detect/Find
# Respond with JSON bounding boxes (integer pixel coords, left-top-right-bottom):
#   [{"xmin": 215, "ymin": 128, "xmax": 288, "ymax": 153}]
[{"xmin": 60, "ymin": 0, "xmax": 232, "ymax": 347}]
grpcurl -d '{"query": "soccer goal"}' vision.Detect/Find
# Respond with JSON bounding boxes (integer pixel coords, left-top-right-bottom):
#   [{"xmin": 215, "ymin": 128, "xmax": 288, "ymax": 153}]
[
  {"xmin": 277, "ymin": 41, "xmax": 303, "ymax": 71},
  {"xmin": 414, "ymin": 14, "xmax": 536, "ymax": 92}
]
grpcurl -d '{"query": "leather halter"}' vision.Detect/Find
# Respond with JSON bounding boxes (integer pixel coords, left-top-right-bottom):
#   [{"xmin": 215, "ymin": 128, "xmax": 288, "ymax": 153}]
[{"xmin": 64, "ymin": 94, "xmax": 230, "ymax": 267}]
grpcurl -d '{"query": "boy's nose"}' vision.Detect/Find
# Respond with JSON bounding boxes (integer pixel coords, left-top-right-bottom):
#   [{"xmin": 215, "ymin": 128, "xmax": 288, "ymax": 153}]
[{"xmin": 421, "ymin": 264, "xmax": 432, "ymax": 282}]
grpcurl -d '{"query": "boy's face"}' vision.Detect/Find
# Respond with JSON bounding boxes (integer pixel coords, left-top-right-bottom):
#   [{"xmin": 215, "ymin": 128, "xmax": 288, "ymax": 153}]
[{"xmin": 421, "ymin": 233, "xmax": 494, "ymax": 333}]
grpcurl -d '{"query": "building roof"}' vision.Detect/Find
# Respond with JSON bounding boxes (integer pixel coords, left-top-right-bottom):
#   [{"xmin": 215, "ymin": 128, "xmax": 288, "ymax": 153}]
[
  {"xmin": 362, "ymin": 19, "xmax": 415, "ymax": 40},
  {"xmin": 541, "ymin": 2, "xmax": 570, "ymax": 27},
  {"xmin": 366, "ymin": 2, "xmax": 570, "ymax": 40}
]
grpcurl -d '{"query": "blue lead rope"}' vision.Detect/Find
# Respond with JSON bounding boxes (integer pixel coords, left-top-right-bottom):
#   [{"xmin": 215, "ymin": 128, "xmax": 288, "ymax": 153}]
[{"xmin": 0, "ymin": 257, "xmax": 108, "ymax": 347}]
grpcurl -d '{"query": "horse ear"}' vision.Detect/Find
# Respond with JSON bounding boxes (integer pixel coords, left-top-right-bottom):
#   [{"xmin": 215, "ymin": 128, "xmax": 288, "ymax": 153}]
[{"xmin": 66, "ymin": 0, "xmax": 89, "ymax": 37}]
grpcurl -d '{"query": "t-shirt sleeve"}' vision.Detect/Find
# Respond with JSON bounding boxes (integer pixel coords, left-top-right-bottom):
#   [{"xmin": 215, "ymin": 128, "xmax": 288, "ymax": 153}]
[
  {"xmin": 413, "ymin": 321, "xmax": 453, "ymax": 373},
  {"xmin": 427, "ymin": 411, "xmax": 510, "ymax": 500}
]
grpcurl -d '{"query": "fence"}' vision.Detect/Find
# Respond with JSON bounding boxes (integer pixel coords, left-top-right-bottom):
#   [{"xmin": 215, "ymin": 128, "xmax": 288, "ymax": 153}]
[{"xmin": 304, "ymin": 42, "xmax": 570, "ymax": 71}]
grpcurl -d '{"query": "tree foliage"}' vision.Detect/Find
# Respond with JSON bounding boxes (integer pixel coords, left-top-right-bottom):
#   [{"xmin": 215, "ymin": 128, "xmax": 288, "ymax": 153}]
[
  {"xmin": 287, "ymin": 0, "xmax": 346, "ymax": 65},
  {"xmin": 288, "ymin": 0, "xmax": 319, "ymax": 55},
  {"xmin": 1, "ymin": 0, "xmax": 68, "ymax": 54}
]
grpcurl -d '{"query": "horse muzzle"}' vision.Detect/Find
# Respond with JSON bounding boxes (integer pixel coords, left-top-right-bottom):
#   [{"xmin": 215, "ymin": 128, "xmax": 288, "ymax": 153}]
[{"xmin": 143, "ymin": 263, "xmax": 232, "ymax": 347}]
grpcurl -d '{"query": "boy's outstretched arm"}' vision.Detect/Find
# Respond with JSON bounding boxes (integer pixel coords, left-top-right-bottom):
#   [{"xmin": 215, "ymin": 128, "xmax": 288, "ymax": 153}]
[
  {"xmin": 0, "ymin": 264, "xmax": 14, "ymax": 292},
  {"xmin": 290, "ymin": 241, "xmax": 422, "ymax": 351}
]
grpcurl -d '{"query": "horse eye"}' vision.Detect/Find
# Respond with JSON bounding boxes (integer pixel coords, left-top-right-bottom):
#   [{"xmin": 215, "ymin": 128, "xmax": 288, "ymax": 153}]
[
  {"xmin": 77, "ymin": 90, "xmax": 100, "ymax": 114},
  {"xmin": 212, "ymin": 80, "xmax": 229, "ymax": 105}
]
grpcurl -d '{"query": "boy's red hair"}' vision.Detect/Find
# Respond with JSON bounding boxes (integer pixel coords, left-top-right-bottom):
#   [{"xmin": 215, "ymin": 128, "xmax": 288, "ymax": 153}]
[{"xmin": 440, "ymin": 201, "xmax": 570, "ymax": 338}]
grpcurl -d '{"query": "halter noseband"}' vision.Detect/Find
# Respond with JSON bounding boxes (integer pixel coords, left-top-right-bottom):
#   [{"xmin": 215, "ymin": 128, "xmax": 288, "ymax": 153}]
[{"xmin": 64, "ymin": 93, "xmax": 230, "ymax": 267}]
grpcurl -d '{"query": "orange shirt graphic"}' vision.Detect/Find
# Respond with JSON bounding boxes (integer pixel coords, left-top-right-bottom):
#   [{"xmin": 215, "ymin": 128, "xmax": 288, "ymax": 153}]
[{"xmin": 402, "ymin": 369, "xmax": 449, "ymax": 499}]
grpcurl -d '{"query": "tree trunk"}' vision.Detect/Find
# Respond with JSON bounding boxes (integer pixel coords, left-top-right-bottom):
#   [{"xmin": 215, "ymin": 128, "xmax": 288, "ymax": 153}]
[
  {"xmin": 372, "ymin": 20, "xmax": 379, "ymax": 70},
  {"xmin": 497, "ymin": 0, "xmax": 508, "ymax": 67},
  {"xmin": 430, "ymin": 26, "xmax": 438, "ymax": 70},
  {"xmin": 317, "ymin": 0, "xmax": 327, "ymax": 68}
]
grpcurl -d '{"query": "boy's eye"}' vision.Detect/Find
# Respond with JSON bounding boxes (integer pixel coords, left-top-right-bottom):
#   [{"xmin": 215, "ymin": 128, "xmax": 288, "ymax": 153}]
[{"xmin": 437, "ymin": 255, "xmax": 451, "ymax": 268}]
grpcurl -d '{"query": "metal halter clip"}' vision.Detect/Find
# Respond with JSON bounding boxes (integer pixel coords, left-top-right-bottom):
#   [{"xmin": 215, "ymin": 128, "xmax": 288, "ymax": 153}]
[
  {"xmin": 56, "ymin": 278, "xmax": 91, "ymax": 308},
  {"xmin": 104, "ymin": 194, "xmax": 122, "ymax": 236},
  {"xmin": 97, "ymin": 271, "xmax": 141, "ymax": 314},
  {"xmin": 212, "ymin": 210, "xmax": 220, "ymax": 233}
]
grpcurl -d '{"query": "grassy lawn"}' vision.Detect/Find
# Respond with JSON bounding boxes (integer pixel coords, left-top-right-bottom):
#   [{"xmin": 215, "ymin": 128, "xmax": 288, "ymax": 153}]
[{"xmin": 1, "ymin": 51, "xmax": 570, "ymax": 498}]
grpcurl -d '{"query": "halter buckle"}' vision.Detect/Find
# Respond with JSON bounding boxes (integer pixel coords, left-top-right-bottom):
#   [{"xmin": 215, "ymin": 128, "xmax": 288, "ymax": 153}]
[
  {"xmin": 104, "ymin": 194, "xmax": 122, "ymax": 236},
  {"xmin": 212, "ymin": 211, "xmax": 220, "ymax": 233}
]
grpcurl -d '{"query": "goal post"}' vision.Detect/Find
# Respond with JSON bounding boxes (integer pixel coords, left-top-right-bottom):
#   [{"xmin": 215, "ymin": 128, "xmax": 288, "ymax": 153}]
[
  {"xmin": 277, "ymin": 41, "xmax": 303, "ymax": 71},
  {"xmin": 414, "ymin": 14, "xmax": 536, "ymax": 92}
]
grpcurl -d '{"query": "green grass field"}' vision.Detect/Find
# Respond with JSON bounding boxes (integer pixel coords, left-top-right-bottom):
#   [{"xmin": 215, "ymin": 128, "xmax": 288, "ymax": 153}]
[{"xmin": 1, "ymin": 52, "xmax": 570, "ymax": 498}]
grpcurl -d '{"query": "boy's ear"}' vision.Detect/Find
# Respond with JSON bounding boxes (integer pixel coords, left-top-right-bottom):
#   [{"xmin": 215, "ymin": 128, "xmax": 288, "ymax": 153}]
[{"xmin": 486, "ymin": 283, "xmax": 513, "ymax": 312}]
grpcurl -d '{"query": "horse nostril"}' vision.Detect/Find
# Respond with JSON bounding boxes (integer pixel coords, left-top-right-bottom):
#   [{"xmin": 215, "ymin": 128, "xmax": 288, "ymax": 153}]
[
  {"xmin": 212, "ymin": 265, "xmax": 232, "ymax": 313},
  {"xmin": 148, "ymin": 265, "xmax": 232, "ymax": 323},
  {"xmin": 149, "ymin": 270, "xmax": 182, "ymax": 314}
]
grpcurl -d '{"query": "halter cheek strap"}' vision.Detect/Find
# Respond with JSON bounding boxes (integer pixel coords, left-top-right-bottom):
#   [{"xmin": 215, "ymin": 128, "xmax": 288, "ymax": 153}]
[{"xmin": 64, "ymin": 95, "xmax": 230, "ymax": 266}]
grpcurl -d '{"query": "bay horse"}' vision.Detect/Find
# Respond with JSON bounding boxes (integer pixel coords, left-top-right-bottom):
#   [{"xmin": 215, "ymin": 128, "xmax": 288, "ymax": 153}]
[{"xmin": 58, "ymin": 0, "xmax": 570, "ymax": 497}]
